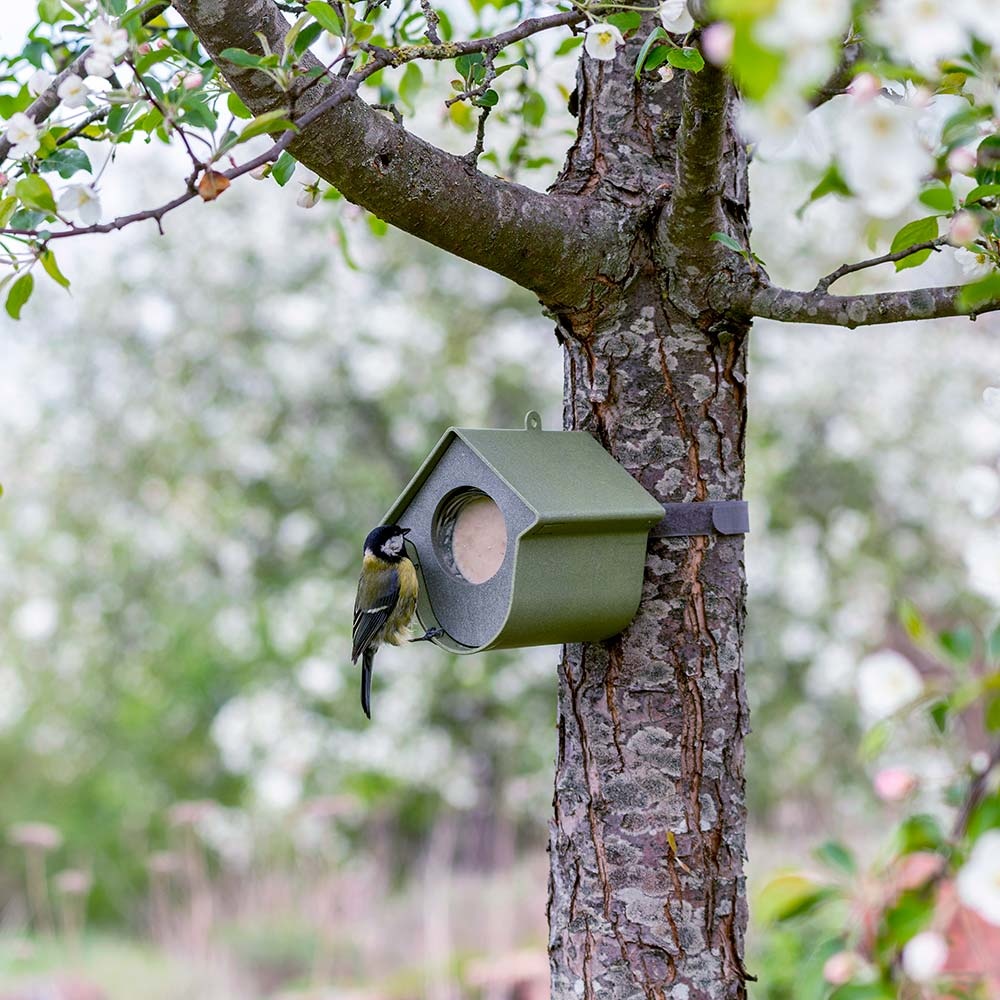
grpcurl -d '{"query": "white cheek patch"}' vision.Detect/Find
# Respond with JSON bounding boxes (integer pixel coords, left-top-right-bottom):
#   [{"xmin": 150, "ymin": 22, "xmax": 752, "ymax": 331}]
[{"xmin": 384, "ymin": 535, "xmax": 404, "ymax": 557}]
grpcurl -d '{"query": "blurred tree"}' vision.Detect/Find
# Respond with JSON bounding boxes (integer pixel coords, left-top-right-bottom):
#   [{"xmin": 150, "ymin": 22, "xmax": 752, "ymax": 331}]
[{"xmin": 3, "ymin": 1, "xmax": 1000, "ymax": 997}]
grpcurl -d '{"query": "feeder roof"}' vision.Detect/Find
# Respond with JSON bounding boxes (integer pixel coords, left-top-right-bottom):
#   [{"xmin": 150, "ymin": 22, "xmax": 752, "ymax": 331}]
[{"xmin": 385, "ymin": 421, "xmax": 663, "ymax": 530}]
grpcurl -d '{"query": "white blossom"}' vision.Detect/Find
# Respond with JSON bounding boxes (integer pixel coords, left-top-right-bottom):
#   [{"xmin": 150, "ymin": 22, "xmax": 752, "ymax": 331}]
[
  {"xmin": 84, "ymin": 52, "xmax": 115, "ymax": 79},
  {"xmin": 957, "ymin": 0, "xmax": 1000, "ymax": 47},
  {"xmin": 956, "ymin": 830, "xmax": 1000, "ymax": 925},
  {"xmin": 584, "ymin": 23, "xmax": 625, "ymax": 61},
  {"xmin": 902, "ymin": 932, "xmax": 948, "ymax": 982},
  {"xmin": 984, "ymin": 385, "xmax": 1000, "ymax": 417},
  {"xmin": 836, "ymin": 97, "xmax": 933, "ymax": 218},
  {"xmin": 954, "ymin": 247, "xmax": 992, "ymax": 279},
  {"xmin": 701, "ymin": 23, "xmax": 734, "ymax": 64},
  {"xmin": 27, "ymin": 68, "xmax": 52, "ymax": 97},
  {"xmin": 739, "ymin": 92, "xmax": 810, "ymax": 159},
  {"xmin": 56, "ymin": 74, "xmax": 89, "ymax": 110},
  {"xmin": 856, "ymin": 649, "xmax": 923, "ymax": 719},
  {"xmin": 4, "ymin": 112, "xmax": 40, "ymax": 159},
  {"xmin": 89, "ymin": 17, "xmax": 129, "ymax": 60},
  {"xmin": 949, "ymin": 211, "xmax": 980, "ymax": 246},
  {"xmin": 659, "ymin": 0, "xmax": 694, "ymax": 34},
  {"xmin": 758, "ymin": 0, "xmax": 851, "ymax": 46},
  {"xmin": 296, "ymin": 185, "xmax": 320, "ymax": 209},
  {"xmin": 58, "ymin": 184, "xmax": 102, "ymax": 225},
  {"xmin": 873, "ymin": 0, "xmax": 970, "ymax": 74}
]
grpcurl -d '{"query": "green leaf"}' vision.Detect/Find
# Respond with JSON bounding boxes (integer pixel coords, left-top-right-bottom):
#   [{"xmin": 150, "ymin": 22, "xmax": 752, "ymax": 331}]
[
  {"xmin": 967, "ymin": 792, "xmax": 1000, "ymax": 841},
  {"xmin": 859, "ymin": 719, "xmax": 893, "ymax": 760},
  {"xmin": 880, "ymin": 888, "xmax": 935, "ymax": 949},
  {"xmin": 555, "ymin": 35, "xmax": 584, "ymax": 56},
  {"xmin": 939, "ymin": 626, "xmax": 975, "ymax": 664},
  {"xmin": 522, "ymin": 91, "xmax": 546, "ymax": 128},
  {"xmin": 828, "ymin": 986, "xmax": 895, "ymax": 1000},
  {"xmin": 5, "ymin": 273, "xmax": 34, "ymax": 320},
  {"xmin": 15, "ymin": 175, "xmax": 57, "ymax": 214},
  {"xmin": 666, "ymin": 46, "xmax": 706, "ymax": 72},
  {"xmin": 37, "ymin": 0, "xmax": 65, "ymax": 22},
  {"xmin": 928, "ymin": 699, "xmax": 949, "ymax": 733},
  {"xmin": 305, "ymin": 1, "xmax": 343, "ymax": 36},
  {"xmin": 39, "ymin": 249, "xmax": 70, "ymax": 289},
  {"xmin": 227, "ymin": 92, "xmax": 253, "ymax": 120},
  {"xmin": 710, "ymin": 231, "xmax": 744, "ymax": 254},
  {"xmin": 989, "ymin": 623, "xmax": 1000, "ymax": 664},
  {"xmin": 271, "ymin": 150, "xmax": 296, "ymax": 187},
  {"xmin": 918, "ymin": 184, "xmax": 955, "ymax": 213},
  {"xmin": 37, "ymin": 147, "xmax": 92, "ymax": 179},
  {"xmin": 964, "ymin": 183, "xmax": 1000, "ymax": 206},
  {"xmin": 985, "ymin": 693, "xmax": 1000, "ymax": 732},
  {"xmin": 606, "ymin": 11, "xmax": 642, "ymax": 33},
  {"xmin": 756, "ymin": 873, "xmax": 836, "ymax": 924},
  {"xmin": 894, "ymin": 814, "xmax": 943, "ymax": 855},
  {"xmin": 889, "ymin": 216, "xmax": 939, "ymax": 271},
  {"xmin": 0, "ymin": 196, "xmax": 19, "ymax": 229},
  {"xmin": 237, "ymin": 109, "xmax": 297, "ymax": 143},
  {"xmin": 635, "ymin": 26, "xmax": 668, "ymax": 79},
  {"xmin": 293, "ymin": 21, "xmax": 324, "ymax": 56},
  {"xmin": 899, "ymin": 599, "xmax": 927, "ymax": 643},
  {"xmin": 473, "ymin": 89, "xmax": 499, "ymax": 108},
  {"xmin": 730, "ymin": 24, "xmax": 783, "ymax": 101},
  {"xmin": 813, "ymin": 840, "xmax": 856, "ymax": 876},
  {"xmin": 959, "ymin": 271, "xmax": 1000, "ymax": 310},
  {"xmin": 398, "ymin": 63, "xmax": 423, "ymax": 111},
  {"xmin": 220, "ymin": 47, "xmax": 273, "ymax": 68}
]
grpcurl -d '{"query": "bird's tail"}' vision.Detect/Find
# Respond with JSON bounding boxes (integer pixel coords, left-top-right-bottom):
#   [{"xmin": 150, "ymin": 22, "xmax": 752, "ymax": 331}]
[{"xmin": 360, "ymin": 647, "xmax": 374, "ymax": 720}]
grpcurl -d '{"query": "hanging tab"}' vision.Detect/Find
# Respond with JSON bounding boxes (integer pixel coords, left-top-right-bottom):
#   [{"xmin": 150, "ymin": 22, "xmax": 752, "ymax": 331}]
[{"xmin": 650, "ymin": 500, "xmax": 749, "ymax": 539}]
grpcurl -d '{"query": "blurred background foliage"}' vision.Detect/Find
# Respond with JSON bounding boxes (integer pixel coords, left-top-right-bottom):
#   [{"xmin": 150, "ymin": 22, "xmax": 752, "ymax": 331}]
[{"xmin": 1, "ymin": 47, "xmax": 1000, "ymax": 1000}]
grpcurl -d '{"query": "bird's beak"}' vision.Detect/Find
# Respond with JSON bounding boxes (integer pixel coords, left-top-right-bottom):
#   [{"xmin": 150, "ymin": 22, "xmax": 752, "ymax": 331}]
[{"xmin": 401, "ymin": 527, "xmax": 411, "ymax": 535}]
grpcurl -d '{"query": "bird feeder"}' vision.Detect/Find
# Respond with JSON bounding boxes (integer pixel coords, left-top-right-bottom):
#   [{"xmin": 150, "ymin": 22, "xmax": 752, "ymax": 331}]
[{"xmin": 382, "ymin": 411, "xmax": 665, "ymax": 654}]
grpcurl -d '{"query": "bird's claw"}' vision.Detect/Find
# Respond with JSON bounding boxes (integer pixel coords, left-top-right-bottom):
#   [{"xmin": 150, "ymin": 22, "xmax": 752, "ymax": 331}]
[{"xmin": 410, "ymin": 627, "xmax": 445, "ymax": 643}]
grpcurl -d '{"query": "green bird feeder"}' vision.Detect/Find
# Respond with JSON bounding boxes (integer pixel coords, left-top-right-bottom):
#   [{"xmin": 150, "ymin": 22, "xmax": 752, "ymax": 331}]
[{"xmin": 382, "ymin": 411, "xmax": 665, "ymax": 654}]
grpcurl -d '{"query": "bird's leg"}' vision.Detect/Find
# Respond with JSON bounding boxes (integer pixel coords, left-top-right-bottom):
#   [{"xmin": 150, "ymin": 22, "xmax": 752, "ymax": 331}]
[{"xmin": 410, "ymin": 627, "xmax": 444, "ymax": 643}]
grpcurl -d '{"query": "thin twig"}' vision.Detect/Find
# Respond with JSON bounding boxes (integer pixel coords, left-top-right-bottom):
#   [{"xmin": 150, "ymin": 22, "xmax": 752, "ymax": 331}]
[
  {"xmin": 418, "ymin": 0, "xmax": 442, "ymax": 44},
  {"xmin": 355, "ymin": 9, "xmax": 585, "ymax": 81},
  {"xmin": 952, "ymin": 743, "xmax": 1000, "ymax": 841},
  {"xmin": 815, "ymin": 237, "xmax": 949, "ymax": 292},
  {"xmin": 463, "ymin": 104, "xmax": 492, "ymax": 167},
  {"xmin": 0, "ymin": 85, "xmax": 356, "ymax": 242}
]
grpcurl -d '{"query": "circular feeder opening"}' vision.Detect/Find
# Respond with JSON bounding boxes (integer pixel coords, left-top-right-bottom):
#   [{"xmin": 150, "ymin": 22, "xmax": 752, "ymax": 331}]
[{"xmin": 433, "ymin": 488, "xmax": 508, "ymax": 584}]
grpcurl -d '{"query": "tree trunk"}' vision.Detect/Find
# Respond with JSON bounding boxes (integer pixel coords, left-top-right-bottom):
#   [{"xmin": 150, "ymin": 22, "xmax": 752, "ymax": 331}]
[{"xmin": 545, "ymin": 28, "xmax": 752, "ymax": 1000}]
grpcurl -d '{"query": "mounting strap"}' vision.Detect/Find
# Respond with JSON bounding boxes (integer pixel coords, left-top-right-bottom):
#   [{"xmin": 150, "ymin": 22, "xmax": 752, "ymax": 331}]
[{"xmin": 650, "ymin": 500, "xmax": 750, "ymax": 539}]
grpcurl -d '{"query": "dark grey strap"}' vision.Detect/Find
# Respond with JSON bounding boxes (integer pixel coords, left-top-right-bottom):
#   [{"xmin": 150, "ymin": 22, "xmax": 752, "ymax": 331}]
[{"xmin": 650, "ymin": 500, "xmax": 749, "ymax": 539}]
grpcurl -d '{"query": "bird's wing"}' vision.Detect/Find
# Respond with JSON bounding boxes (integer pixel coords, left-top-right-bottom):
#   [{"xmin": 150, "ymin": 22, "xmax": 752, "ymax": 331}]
[{"xmin": 352, "ymin": 563, "xmax": 400, "ymax": 663}]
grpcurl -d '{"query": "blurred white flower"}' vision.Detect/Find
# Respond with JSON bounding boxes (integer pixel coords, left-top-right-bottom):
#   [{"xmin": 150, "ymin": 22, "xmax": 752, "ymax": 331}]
[
  {"xmin": 948, "ymin": 210, "xmax": 980, "ymax": 246},
  {"xmin": 947, "ymin": 146, "xmax": 978, "ymax": 175},
  {"xmin": 740, "ymin": 92, "xmax": 810, "ymax": 158},
  {"xmin": 12, "ymin": 597, "xmax": 58, "ymax": 641},
  {"xmin": 27, "ymin": 68, "xmax": 52, "ymax": 97},
  {"xmin": 84, "ymin": 52, "xmax": 115, "ymax": 79},
  {"xmin": 659, "ymin": 0, "xmax": 694, "ymax": 33},
  {"xmin": 584, "ymin": 23, "xmax": 624, "ymax": 61},
  {"xmin": 58, "ymin": 184, "xmax": 102, "ymax": 224},
  {"xmin": 4, "ymin": 112, "xmax": 39, "ymax": 158},
  {"xmin": 873, "ymin": 0, "xmax": 970, "ymax": 73},
  {"xmin": 984, "ymin": 385, "xmax": 1000, "ymax": 416},
  {"xmin": 837, "ymin": 98, "xmax": 932, "ymax": 217},
  {"xmin": 856, "ymin": 649, "xmax": 923, "ymax": 719},
  {"xmin": 89, "ymin": 17, "xmax": 129, "ymax": 59},
  {"xmin": 902, "ymin": 931, "xmax": 948, "ymax": 982},
  {"xmin": 957, "ymin": 0, "xmax": 1000, "ymax": 47},
  {"xmin": 956, "ymin": 465, "xmax": 1000, "ymax": 518},
  {"xmin": 701, "ymin": 22, "xmax": 734, "ymax": 64},
  {"xmin": 956, "ymin": 830, "xmax": 1000, "ymax": 924},
  {"xmin": 758, "ymin": 0, "xmax": 851, "ymax": 46},
  {"xmin": 56, "ymin": 74, "xmax": 89, "ymax": 110}
]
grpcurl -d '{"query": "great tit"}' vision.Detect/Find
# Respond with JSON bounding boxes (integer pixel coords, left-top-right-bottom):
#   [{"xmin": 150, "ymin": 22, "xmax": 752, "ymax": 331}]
[{"xmin": 351, "ymin": 524, "xmax": 418, "ymax": 720}]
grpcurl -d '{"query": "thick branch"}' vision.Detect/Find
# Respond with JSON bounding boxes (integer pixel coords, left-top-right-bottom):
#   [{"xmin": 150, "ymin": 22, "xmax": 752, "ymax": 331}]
[
  {"xmin": 660, "ymin": 61, "xmax": 733, "ymax": 266},
  {"xmin": 171, "ymin": 0, "xmax": 617, "ymax": 307},
  {"xmin": 748, "ymin": 281, "xmax": 1000, "ymax": 328}
]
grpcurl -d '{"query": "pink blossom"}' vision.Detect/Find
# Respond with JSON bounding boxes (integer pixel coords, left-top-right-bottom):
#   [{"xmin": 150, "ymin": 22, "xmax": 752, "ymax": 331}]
[
  {"xmin": 949, "ymin": 210, "xmax": 980, "ymax": 246},
  {"xmin": 823, "ymin": 951, "xmax": 860, "ymax": 984},
  {"xmin": 848, "ymin": 72, "xmax": 881, "ymax": 102},
  {"xmin": 874, "ymin": 766, "xmax": 917, "ymax": 801},
  {"xmin": 182, "ymin": 72, "xmax": 203, "ymax": 90},
  {"xmin": 701, "ymin": 23, "xmax": 734, "ymax": 65},
  {"xmin": 948, "ymin": 147, "xmax": 978, "ymax": 174}
]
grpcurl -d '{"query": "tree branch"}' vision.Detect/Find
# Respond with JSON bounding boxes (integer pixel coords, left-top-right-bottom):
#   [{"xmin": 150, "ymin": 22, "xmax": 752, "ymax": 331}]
[
  {"xmin": 171, "ymin": 0, "xmax": 615, "ymax": 308},
  {"xmin": 814, "ymin": 237, "xmax": 948, "ymax": 292},
  {"xmin": 748, "ymin": 280, "xmax": 1000, "ymax": 328},
  {"xmin": 660, "ymin": 61, "xmax": 735, "ymax": 267}
]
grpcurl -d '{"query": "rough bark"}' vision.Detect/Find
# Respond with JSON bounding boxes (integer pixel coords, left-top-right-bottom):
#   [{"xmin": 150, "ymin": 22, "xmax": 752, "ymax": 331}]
[{"xmin": 545, "ymin": 26, "xmax": 752, "ymax": 1000}]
